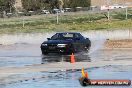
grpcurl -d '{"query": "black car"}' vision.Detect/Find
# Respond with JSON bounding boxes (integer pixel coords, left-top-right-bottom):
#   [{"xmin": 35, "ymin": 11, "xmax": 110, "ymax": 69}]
[{"xmin": 41, "ymin": 32, "xmax": 91, "ymax": 55}]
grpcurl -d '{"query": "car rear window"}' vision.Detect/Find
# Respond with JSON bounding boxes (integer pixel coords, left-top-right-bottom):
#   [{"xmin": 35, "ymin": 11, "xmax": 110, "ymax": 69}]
[
  {"xmin": 51, "ymin": 33, "xmax": 77, "ymax": 40},
  {"xmin": 62, "ymin": 33, "xmax": 73, "ymax": 38}
]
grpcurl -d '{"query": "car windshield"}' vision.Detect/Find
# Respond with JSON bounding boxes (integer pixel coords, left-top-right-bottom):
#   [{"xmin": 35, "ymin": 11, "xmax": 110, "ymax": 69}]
[{"xmin": 51, "ymin": 33, "xmax": 75, "ymax": 40}]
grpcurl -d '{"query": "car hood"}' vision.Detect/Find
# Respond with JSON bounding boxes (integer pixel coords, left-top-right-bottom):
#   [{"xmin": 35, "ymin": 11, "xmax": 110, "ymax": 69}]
[{"xmin": 42, "ymin": 40, "xmax": 73, "ymax": 44}]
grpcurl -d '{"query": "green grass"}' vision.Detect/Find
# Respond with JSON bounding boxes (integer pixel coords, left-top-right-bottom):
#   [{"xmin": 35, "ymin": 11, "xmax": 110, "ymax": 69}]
[{"xmin": 0, "ymin": 10, "xmax": 131, "ymax": 34}]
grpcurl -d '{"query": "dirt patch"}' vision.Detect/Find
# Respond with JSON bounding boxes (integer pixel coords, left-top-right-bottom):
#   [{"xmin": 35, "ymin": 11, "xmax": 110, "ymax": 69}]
[{"xmin": 105, "ymin": 39, "xmax": 132, "ymax": 49}]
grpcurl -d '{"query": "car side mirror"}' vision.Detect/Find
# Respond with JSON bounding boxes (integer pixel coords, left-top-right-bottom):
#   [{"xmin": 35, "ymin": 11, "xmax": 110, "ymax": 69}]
[
  {"xmin": 86, "ymin": 38, "xmax": 89, "ymax": 40},
  {"xmin": 47, "ymin": 38, "xmax": 51, "ymax": 40}
]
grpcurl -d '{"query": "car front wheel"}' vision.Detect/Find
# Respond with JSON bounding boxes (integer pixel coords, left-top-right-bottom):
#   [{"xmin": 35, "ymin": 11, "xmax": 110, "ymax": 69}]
[{"xmin": 42, "ymin": 51, "xmax": 48, "ymax": 55}]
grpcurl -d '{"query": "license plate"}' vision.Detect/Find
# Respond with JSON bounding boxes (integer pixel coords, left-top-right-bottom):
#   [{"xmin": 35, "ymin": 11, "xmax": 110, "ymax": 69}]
[{"xmin": 49, "ymin": 46, "xmax": 55, "ymax": 49}]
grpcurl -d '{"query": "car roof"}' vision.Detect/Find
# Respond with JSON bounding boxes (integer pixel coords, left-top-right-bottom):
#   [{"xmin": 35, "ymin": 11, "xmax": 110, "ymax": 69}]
[{"xmin": 56, "ymin": 32, "xmax": 80, "ymax": 34}]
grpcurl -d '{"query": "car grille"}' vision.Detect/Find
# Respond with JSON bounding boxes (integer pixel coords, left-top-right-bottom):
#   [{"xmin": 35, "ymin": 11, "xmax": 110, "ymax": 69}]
[
  {"xmin": 48, "ymin": 44, "xmax": 57, "ymax": 50},
  {"xmin": 48, "ymin": 44, "xmax": 57, "ymax": 47}
]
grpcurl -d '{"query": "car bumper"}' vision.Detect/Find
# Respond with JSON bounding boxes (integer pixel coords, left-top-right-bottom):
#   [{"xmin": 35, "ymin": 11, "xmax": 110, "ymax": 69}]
[{"xmin": 41, "ymin": 46, "xmax": 73, "ymax": 54}]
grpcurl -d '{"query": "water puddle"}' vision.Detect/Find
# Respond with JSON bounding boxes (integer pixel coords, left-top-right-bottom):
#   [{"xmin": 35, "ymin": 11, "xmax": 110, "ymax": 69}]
[{"xmin": 1, "ymin": 65, "xmax": 132, "ymax": 88}]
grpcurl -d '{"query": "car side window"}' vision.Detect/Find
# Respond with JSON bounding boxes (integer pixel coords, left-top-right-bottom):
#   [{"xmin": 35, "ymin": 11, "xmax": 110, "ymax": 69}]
[
  {"xmin": 74, "ymin": 33, "xmax": 85, "ymax": 40},
  {"xmin": 74, "ymin": 34, "xmax": 80, "ymax": 38}
]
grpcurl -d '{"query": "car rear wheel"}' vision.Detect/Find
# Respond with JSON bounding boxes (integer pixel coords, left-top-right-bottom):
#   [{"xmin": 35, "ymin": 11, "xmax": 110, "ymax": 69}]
[
  {"xmin": 85, "ymin": 44, "xmax": 91, "ymax": 51},
  {"xmin": 69, "ymin": 44, "xmax": 76, "ymax": 54}
]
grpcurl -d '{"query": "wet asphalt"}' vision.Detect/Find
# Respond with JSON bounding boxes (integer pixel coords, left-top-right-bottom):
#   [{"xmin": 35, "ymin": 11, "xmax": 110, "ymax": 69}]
[
  {"xmin": 0, "ymin": 29, "xmax": 132, "ymax": 87},
  {"xmin": 0, "ymin": 42, "xmax": 132, "ymax": 88}
]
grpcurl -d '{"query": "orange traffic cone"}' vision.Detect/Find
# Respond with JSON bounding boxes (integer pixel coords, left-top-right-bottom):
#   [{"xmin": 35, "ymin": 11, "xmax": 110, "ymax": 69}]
[
  {"xmin": 70, "ymin": 53, "xmax": 75, "ymax": 63},
  {"xmin": 85, "ymin": 72, "xmax": 89, "ymax": 78}
]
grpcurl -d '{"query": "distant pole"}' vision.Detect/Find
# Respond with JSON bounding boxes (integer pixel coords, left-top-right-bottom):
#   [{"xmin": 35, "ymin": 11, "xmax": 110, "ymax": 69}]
[
  {"xmin": 129, "ymin": 28, "xmax": 130, "ymax": 38},
  {"xmin": 23, "ymin": 17, "xmax": 25, "ymax": 28},
  {"xmin": 125, "ymin": 6, "xmax": 128, "ymax": 20},
  {"xmin": 107, "ymin": 9, "xmax": 110, "ymax": 20},
  {"xmin": 106, "ymin": 0, "xmax": 111, "ymax": 20},
  {"xmin": 57, "ymin": 11, "xmax": 59, "ymax": 24}
]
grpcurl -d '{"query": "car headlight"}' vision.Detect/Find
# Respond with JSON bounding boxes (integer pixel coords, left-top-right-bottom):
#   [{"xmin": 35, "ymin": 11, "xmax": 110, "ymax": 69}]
[
  {"xmin": 42, "ymin": 44, "xmax": 47, "ymax": 46},
  {"xmin": 57, "ymin": 44, "xmax": 67, "ymax": 47}
]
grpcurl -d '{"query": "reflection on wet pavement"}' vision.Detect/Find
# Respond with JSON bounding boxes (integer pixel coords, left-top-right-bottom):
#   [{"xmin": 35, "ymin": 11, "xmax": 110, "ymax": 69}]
[{"xmin": 41, "ymin": 53, "xmax": 91, "ymax": 64}]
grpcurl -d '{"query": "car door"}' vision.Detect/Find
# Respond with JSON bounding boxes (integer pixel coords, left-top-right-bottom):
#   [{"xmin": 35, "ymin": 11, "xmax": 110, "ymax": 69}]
[{"xmin": 73, "ymin": 33, "xmax": 85, "ymax": 52}]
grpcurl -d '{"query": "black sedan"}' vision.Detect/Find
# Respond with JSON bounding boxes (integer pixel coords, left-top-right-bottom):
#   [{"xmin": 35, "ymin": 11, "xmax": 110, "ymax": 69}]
[{"xmin": 41, "ymin": 32, "xmax": 91, "ymax": 55}]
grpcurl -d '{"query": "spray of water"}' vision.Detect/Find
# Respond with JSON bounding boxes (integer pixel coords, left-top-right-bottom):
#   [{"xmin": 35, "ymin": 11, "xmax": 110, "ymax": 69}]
[
  {"xmin": 82, "ymin": 32, "xmax": 106, "ymax": 55},
  {"xmin": 89, "ymin": 38, "xmax": 106, "ymax": 55}
]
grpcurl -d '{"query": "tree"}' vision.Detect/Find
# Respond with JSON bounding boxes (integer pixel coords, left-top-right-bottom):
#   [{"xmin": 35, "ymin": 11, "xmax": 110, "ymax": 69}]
[
  {"xmin": 21, "ymin": 0, "xmax": 90, "ymax": 11},
  {"xmin": 0, "ymin": 0, "xmax": 15, "ymax": 12},
  {"xmin": 42, "ymin": 0, "xmax": 63, "ymax": 9},
  {"xmin": 57, "ymin": 0, "xmax": 64, "ymax": 9},
  {"xmin": 22, "ymin": 0, "xmax": 41, "ymax": 11},
  {"xmin": 63, "ymin": 0, "xmax": 70, "ymax": 8},
  {"xmin": 22, "ymin": 0, "xmax": 53, "ymax": 11},
  {"xmin": 0, "ymin": 0, "xmax": 6, "ymax": 11},
  {"xmin": 69, "ymin": 0, "xmax": 90, "ymax": 8}
]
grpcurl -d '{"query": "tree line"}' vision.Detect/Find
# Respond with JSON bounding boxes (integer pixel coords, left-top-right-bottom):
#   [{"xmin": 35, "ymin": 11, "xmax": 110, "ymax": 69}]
[
  {"xmin": 0, "ymin": 0, "xmax": 15, "ymax": 12},
  {"xmin": 0, "ymin": 0, "xmax": 91, "ymax": 12}
]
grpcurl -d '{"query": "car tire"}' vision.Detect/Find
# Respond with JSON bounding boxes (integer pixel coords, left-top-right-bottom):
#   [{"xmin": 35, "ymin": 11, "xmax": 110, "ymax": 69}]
[
  {"xmin": 85, "ymin": 44, "xmax": 91, "ymax": 51},
  {"xmin": 86, "ymin": 39, "xmax": 91, "ymax": 50},
  {"xmin": 69, "ymin": 48, "xmax": 75, "ymax": 55},
  {"xmin": 42, "ymin": 51, "xmax": 48, "ymax": 55}
]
